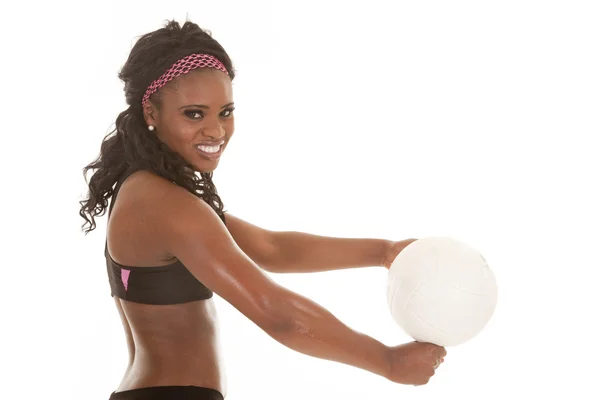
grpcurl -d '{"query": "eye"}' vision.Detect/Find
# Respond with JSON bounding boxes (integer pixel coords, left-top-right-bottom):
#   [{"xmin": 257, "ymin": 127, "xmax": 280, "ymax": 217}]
[
  {"xmin": 184, "ymin": 110, "xmax": 203, "ymax": 119},
  {"xmin": 221, "ymin": 107, "xmax": 235, "ymax": 118},
  {"xmin": 183, "ymin": 107, "xmax": 235, "ymax": 120}
]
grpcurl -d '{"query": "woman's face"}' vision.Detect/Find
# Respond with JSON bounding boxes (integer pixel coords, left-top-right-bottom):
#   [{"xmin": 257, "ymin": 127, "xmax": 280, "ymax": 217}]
[{"xmin": 143, "ymin": 68, "xmax": 235, "ymax": 173}]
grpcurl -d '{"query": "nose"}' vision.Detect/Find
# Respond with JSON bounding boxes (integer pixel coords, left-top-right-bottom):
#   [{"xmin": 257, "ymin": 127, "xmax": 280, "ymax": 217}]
[{"xmin": 201, "ymin": 123, "xmax": 226, "ymax": 140}]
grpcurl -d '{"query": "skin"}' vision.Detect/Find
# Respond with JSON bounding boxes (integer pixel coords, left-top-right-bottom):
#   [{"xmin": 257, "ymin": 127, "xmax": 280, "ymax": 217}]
[{"xmin": 107, "ymin": 68, "xmax": 445, "ymax": 396}]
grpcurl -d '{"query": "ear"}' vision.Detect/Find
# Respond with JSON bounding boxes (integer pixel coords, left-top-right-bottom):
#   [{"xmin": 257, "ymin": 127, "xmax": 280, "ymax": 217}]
[{"xmin": 142, "ymin": 103, "xmax": 159, "ymax": 127}]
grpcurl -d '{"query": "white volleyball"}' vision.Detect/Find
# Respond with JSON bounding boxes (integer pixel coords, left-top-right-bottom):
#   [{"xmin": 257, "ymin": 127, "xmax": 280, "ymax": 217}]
[{"xmin": 387, "ymin": 237, "xmax": 497, "ymax": 347}]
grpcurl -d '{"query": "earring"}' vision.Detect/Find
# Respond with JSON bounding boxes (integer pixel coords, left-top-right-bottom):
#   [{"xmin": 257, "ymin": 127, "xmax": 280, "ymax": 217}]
[{"xmin": 148, "ymin": 125, "xmax": 155, "ymax": 131}]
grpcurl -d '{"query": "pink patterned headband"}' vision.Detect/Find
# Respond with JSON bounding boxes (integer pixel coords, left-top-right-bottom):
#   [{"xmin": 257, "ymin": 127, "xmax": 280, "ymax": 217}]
[{"xmin": 141, "ymin": 53, "xmax": 229, "ymax": 107}]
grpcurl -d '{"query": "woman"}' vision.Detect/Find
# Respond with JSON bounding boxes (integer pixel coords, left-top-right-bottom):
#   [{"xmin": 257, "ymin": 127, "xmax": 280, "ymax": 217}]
[{"xmin": 79, "ymin": 20, "xmax": 446, "ymax": 400}]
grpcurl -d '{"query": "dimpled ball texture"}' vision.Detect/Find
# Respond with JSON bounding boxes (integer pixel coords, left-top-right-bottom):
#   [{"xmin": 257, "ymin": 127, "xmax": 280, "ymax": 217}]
[{"xmin": 386, "ymin": 237, "xmax": 498, "ymax": 347}]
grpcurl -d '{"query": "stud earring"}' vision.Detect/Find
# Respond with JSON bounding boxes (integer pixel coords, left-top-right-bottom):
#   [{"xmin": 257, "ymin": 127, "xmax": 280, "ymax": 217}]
[{"xmin": 148, "ymin": 125, "xmax": 155, "ymax": 131}]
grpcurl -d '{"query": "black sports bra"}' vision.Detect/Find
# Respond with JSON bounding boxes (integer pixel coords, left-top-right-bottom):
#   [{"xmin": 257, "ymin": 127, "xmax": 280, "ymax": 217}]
[{"xmin": 105, "ymin": 168, "xmax": 214, "ymax": 305}]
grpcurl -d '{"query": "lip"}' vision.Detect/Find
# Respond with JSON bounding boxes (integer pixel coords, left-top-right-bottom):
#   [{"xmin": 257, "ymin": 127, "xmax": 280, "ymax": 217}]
[
  {"xmin": 196, "ymin": 142, "xmax": 224, "ymax": 161},
  {"xmin": 195, "ymin": 139, "xmax": 225, "ymax": 146}
]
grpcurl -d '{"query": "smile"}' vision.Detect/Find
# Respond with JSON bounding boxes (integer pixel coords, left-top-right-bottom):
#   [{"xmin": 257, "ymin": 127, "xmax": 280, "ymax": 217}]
[
  {"xmin": 197, "ymin": 144, "xmax": 221, "ymax": 153},
  {"xmin": 195, "ymin": 141, "xmax": 224, "ymax": 160}
]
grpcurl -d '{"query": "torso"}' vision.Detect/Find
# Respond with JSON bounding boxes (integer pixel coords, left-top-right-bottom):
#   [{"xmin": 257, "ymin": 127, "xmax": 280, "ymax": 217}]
[
  {"xmin": 113, "ymin": 297, "xmax": 227, "ymax": 394},
  {"xmin": 107, "ymin": 170, "xmax": 227, "ymax": 395}
]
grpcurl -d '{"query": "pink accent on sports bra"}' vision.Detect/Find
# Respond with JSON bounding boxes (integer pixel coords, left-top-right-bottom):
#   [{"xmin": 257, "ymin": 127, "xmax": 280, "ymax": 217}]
[{"xmin": 121, "ymin": 269, "xmax": 131, "ymax": 291}]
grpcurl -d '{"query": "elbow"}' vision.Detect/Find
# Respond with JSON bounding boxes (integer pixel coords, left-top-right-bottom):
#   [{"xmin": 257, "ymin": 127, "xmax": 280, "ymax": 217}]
[
  {"xmin": 256, "ymin": 290, "xmax": 301, "ymax": 334},
  {"xmin": 258, "ymin": 259, "xmax": 282, "ymax": 273},
  {"xmin": 247, "ymin": 287, "xmax": 292, "ymax": 333},
  {"xmin": 256, "ymin": 236, "xmax": 285, "ymax": 273},
  {"xmin": 249, "ymin": 252, "xmax": 280, "ymax": 273}
]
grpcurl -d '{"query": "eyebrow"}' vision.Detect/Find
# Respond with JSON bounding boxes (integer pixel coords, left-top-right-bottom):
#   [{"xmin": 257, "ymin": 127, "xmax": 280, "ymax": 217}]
[{"xmin": 179, "ymin": 102, "xmax": 235, "ymax": 110}]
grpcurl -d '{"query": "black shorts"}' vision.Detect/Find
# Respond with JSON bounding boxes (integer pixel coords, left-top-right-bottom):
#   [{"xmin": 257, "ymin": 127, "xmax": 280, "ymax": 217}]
[{"xmin": 109, "ymin": 386, "xmax": 224, "ymax": 399}]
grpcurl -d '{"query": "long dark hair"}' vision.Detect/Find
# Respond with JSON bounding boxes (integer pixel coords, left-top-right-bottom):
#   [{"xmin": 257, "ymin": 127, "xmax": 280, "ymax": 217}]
[{"xmin": 79, "ymin": 20, "xmax": 235, "ymax": 234}]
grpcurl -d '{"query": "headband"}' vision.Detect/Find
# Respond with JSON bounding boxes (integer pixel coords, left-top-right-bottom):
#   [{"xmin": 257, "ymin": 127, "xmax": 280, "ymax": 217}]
[{"xmin": 141, "ymin": 53, "xmax": 230, "ymax": 107}]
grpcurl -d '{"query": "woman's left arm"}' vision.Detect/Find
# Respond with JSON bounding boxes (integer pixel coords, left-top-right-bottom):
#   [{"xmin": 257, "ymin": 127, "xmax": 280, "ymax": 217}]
[{"xmin": 225, "ymin": 213, "xmax": 414, "ymax": 273}]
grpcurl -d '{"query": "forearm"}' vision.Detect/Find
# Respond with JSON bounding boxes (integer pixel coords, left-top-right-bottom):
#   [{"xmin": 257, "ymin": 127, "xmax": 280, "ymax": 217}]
[
  {"xmin": 266, "ymin": 290, "xmax": 391, "ymax": 379},
  {"xmin": 269, "ymin": 231, "xmax": 392, "ymax": 273}
]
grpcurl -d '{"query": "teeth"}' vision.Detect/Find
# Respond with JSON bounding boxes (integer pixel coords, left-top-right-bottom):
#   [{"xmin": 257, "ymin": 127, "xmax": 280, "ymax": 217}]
[{"xmin": 197, "ymin": 144, "xmax": 221, "ymax": 153}]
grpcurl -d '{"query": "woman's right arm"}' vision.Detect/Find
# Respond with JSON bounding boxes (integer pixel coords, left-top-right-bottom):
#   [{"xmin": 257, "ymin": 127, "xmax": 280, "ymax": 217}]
[{"xmin": 155, "ymin": 179, "xmax": 392, "ymax": 380}]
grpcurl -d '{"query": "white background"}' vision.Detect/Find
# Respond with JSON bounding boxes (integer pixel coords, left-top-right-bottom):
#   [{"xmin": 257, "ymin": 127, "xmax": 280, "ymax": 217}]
[{"xmin": 1, "ymin": 0, "xmax": 599, "ymax": 399}]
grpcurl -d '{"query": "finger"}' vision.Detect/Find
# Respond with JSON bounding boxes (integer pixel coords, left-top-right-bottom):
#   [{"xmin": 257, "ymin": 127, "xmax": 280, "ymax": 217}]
[
  {"xmin": 413, "ymin": 377, "xmax": 430, "ymax": 386},
  {"xmin": 428, "ymin": 348, "xmax": 444, "ymax": 363},
  {"xmin": 434, "ymin": 346, "xmax": 447, "ymax": 358}
]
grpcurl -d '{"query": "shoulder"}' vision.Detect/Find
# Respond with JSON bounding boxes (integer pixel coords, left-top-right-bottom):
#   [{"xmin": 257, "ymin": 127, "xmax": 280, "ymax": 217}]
[
  {"xmin": 108, "ymin": 170, "xmax": 211, "ymax": 264},
  {"xmin": 121, "ymin": 170, "xmax": 220, "ymax": 232},
  {"xmin": 117, "ymin": 170, "xmax": 195, "ymax": 212},
  {"xmin": 120, "ymin": 169, "xmax": 177, "ymax": 199},
  {"xmin": 109, "ymin": 169, "xmax": 204, "ymax": 231}
]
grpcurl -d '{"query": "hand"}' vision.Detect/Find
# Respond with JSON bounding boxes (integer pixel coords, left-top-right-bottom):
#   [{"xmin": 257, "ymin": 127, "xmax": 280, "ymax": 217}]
[
  {"xmin": 386, "ymin": 341, "xmax": 447, "ymax": 386},
  {"xmin": 382, "ymin": 239, "xmax": 418, "ymax": 269}
]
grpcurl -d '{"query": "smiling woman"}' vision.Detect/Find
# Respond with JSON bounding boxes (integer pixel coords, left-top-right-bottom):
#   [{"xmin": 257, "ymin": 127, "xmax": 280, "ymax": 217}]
[{"xmin": 79, "ymin": 18, "xmax": 442, "ymax": 400}]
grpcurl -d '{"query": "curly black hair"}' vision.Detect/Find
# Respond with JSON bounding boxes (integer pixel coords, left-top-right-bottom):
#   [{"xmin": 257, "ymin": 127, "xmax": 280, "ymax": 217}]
[{"xmin": 79, "ymin": 20, "xmax": 235, "ymax": 234}]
